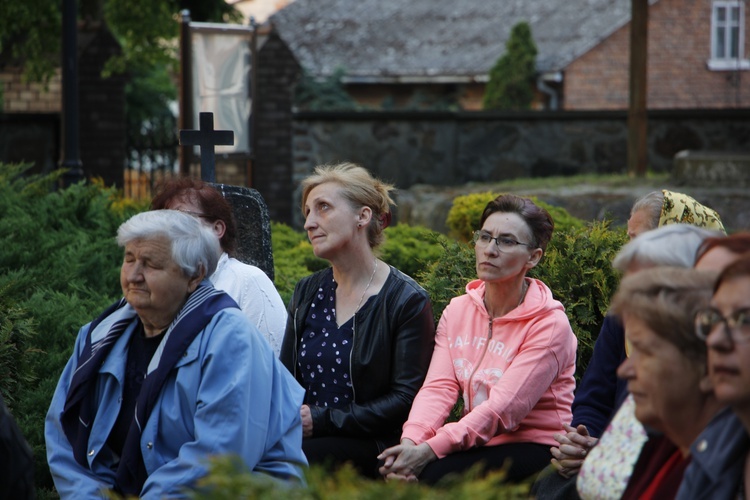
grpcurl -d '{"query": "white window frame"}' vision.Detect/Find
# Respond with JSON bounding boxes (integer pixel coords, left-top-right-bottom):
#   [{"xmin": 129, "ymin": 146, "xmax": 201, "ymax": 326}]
[{"xmin": 709, "ymin": 1, "xmax": 750, "ymax": 70}]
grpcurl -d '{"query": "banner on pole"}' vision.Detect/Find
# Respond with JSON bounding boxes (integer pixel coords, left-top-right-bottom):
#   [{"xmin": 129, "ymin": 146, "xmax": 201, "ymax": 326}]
[{"xmin": 189, "ymin": 22, "xmax": 254, "ymax": 155}]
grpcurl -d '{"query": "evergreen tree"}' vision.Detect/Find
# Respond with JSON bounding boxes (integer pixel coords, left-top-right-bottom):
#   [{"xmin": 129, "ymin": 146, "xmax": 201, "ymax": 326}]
[{"xmin": 483, "ymin": 22, "xmax": 538, "ymax": 111}]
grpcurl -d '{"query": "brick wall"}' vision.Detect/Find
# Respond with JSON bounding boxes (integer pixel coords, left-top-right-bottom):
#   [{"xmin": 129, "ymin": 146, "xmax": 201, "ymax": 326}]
[
  {"xmin": 1, "ymin": 23, "xmax": 127, "ymax": 186},
  {"xmin": 254, "ymin": 29, "xmax": 301, "ymax": 224},
  {"xmin": 565, "ymin": 0, "xmax": 750, "ymax": 109},
  {"xmin": 1, "ymin": 68, "xmax": 62, "ymax": 114}
]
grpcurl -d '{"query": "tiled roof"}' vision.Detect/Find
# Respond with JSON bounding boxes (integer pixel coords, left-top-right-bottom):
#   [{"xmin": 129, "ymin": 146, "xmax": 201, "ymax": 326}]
[{"xmin": 271, "ymin": 0, "xmax": 655, "ymax": 81}]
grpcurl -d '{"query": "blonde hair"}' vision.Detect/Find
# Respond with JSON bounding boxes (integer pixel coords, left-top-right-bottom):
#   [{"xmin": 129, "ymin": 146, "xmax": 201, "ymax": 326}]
[{"xmin": 301, "ymin": 162, "xmax": 396, "ymax": 248}]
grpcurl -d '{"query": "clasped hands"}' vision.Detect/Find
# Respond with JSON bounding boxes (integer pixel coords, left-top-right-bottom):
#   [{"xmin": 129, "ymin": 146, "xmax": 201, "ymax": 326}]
[
  {"xmin": 377, "ymin": 438, "xmax": 437, "ymax": 482},
  {"xmin": 550, "ymin": 424, "xmax": 599, "ymax": 478}
]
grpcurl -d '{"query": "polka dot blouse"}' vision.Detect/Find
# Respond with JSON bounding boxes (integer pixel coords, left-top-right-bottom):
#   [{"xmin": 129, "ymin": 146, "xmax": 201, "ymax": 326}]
[{"xmin": 298, "ymin": 272, "xmax": 360, "ymax": 408}]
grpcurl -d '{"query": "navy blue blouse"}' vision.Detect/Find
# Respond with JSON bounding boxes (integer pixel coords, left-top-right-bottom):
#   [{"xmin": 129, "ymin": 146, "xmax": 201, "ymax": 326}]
[{"xmin": 298, "ymin": 272, "xmax": 356, "ymax": 408}]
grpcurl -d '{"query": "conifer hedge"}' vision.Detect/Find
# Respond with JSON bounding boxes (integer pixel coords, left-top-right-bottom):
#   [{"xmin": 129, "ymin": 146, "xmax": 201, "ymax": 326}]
[{"xmin": 0, "ymin": 164, "xmax": 626, "ymax": 497}]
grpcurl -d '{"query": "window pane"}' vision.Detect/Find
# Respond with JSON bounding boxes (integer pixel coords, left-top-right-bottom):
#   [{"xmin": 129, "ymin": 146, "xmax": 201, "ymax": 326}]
[
  {"xmin": 717, "ymin": 6, "xmax": 726, "ymax": 22},
  {"xmin": 717, "ymin": 26, "xmax": 726, "ymax": 57},
  {"xmin": 731, "ymin": 27, "xmax": 740, "ymax": 58},
  {"xmin": 730, "ymin": 6, "xmax": 739, "ymax": 22}
]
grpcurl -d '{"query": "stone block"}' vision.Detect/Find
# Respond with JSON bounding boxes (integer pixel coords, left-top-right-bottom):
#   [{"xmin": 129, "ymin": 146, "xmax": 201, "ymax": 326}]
[
  {"xmin": 212, "ymin": 183, "xmax": 275, "ymax": 281},
  {"xmin": 673, "ymin": 150, "xmax": 750, "ymax": 187}
]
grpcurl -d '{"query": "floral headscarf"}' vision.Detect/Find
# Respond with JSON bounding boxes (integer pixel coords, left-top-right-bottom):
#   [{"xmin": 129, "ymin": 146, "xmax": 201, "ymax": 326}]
[{"xmin": 659, "ymin": 190, "xmax": 726, "ymax": 233}]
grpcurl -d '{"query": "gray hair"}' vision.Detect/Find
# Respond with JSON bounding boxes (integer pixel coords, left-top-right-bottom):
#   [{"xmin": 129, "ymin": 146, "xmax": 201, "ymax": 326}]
[
  {"xmin": 630, "ymin": 190, "xmax": 664, "ymax": 230},
  {"xmin": 610, "ymin": 267, "xmax": 715, "ymax": 364},
  {"xmin": 613, "ymin": 223, "xmax": 723, "ymax": 272},
  {"xmin": 116, "ymin": 210, "xmax": 220, "ymax": 278}
]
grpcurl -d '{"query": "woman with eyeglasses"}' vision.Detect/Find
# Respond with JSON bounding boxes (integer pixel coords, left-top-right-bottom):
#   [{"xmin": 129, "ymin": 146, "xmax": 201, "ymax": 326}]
[
  {"xmin": 677, "ymin": 251, "xmax": 750, "ymax": 499},
  {"xmin": 151, "ymin": 178, "xmax": 287, "ymax": 356},
  {"xmin": 378, "ymin": 194, "xmax": 576, "ymax": 484}
]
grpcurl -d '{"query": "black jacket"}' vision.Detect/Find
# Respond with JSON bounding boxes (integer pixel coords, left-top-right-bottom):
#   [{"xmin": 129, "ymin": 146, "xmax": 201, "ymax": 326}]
[{"xmin": 281, "ymin": 266, "xmax": 435, "ymax": 442}]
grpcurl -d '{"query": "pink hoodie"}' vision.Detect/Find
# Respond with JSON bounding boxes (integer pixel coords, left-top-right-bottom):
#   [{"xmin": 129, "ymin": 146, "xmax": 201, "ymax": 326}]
[{"xmin": 401, "ymin": 278, "xmax": 577, "ymax": 458}]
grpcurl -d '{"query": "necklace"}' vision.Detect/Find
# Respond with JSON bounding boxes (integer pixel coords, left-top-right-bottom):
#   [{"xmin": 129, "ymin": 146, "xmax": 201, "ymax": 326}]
[
  {"xmin": 355, "ymin": 259, "xmax": 378, "ymax": 313},
  {"xmin": 484, "ymin": 280, "xmax": 528, "ymax": 318}
]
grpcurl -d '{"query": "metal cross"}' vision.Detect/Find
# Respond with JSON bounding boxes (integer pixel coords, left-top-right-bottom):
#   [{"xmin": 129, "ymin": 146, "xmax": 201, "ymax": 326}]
[{"xmin": 179, "ymin": 112, "xmax": 234, "ymax": 182}]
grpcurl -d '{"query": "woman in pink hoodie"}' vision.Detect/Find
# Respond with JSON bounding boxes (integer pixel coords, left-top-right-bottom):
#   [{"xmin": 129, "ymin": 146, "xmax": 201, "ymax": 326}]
[{"xmin": 379, "ymin": 194, "xmax": 577, "ymax": 484}]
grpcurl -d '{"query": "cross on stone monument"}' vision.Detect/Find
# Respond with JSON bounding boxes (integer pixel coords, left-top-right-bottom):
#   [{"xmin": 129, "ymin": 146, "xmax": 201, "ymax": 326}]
[
  {"xmin": 178, "ymin": 112, "xmax": 274, "ymax": 280},
  {"xmin": 179, "ymin": 112, "xmax": 234, "ymax": 182}
]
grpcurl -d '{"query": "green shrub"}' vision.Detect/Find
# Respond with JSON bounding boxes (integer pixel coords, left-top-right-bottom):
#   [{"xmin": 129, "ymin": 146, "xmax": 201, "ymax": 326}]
[
  {"xmin": 187, "ymin": 455, "xmax": 530, "ymax": 499},
  {"xmin": 294, "ymin": 67, "xmax": 363, "ymax": 111},
  {"xmin": 272, "ymin": 222, "xmax": 445, "ymax": 304},
  {"xmin": 529, "ymin": 221, "xmax": 627, "ymax": 375},
  {"xmin": 446, "ymin": 192, "xmax": 585, "ymax": 242},
  {"xmin": 0, "ymin": 276, "xmax": 38, "ymax": 409},
  {"xmin": 0, "ymin": 163, "xmax": 132, "ymax": 494},
  {"xmin": 272, "ymin": 222, "xmax": 327, "ymax": 304},
  {"xmin": 380, "ymin": 224, "xmax": 445, "ymax": 279}
]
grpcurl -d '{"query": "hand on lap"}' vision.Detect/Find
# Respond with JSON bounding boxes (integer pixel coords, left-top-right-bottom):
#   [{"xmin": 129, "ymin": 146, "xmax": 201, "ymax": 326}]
[{"xmin": 377, "ymin": 439, "xmax": 436, "ymax": 481}]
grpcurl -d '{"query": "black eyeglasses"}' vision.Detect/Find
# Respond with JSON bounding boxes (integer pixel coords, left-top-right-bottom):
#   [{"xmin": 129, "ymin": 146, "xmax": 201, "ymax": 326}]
[
  {"xmin": 472, "ymin": 230, "xmax": 534, "ymax": 252},
  {"xmin": 695, "ymin": 307, "xmax": 750, "ymax": 346}
]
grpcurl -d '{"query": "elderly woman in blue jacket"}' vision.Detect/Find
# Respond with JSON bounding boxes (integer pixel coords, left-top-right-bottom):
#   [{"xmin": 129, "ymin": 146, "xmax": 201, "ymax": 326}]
[{"xmin": 45, "ymin": 210, "xmax": 307, "ymax": 499}]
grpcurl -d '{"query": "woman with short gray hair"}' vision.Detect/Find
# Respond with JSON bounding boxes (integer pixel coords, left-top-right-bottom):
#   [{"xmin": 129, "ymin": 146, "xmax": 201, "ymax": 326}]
[{"xmin": 46, "ymin": 210, "xmax": 307, "ymax": 498}]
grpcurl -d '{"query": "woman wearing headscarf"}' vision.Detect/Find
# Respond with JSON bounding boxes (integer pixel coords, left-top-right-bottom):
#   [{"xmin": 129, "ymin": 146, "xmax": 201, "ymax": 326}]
[
  {"xmin": 557, "ymin": 191, "xmax": 725, "ymax": 470},
  {"xmin": 626, "ymin": 189, "xmax": 725, "ymax": 239}
]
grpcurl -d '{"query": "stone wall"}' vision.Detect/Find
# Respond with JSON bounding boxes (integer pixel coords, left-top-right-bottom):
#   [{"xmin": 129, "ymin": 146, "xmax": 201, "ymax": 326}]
[{"xmin": 289, "ymin": 108, "xmax": 750, "ymax": 226}]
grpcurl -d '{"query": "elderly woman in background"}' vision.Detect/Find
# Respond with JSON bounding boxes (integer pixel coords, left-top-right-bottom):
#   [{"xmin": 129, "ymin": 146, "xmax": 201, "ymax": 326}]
[
  {"xmin": 379, "ymin": 194, "xmax": 577, "ymax": 484},
  {"xmin": 532, "ymin": 224, "xmax": 723, "ymax": 500},
  {"xmin": 45, "ymin": 210, "xmax": 306, "ymax": 498},
  {"xmin": 678, "ymin": 250, "xmax": 750, "ymax": 499},
  {"xmin": 572, "ymin": 190, "xmax": 725, "ymax": 439},
  {"xmin": 607, "ymin": 267, "xmax": 721, "ymax": 498},
  {"xmin": 557, "ymin": 232, "xmax": 750, "ymax": 500},
  {"xmin": 626, "ymin": 189, "xmax": 725, "ymax": 239},
  {"xmin": 280, "ymin": 163, "xmax": 435, "ymax": 478},
  {"xmin": 567, "ymin": 224, "xmax": 724, "ymax": 440},
  {"xmin": 151, "ymin": 178, "xmax": 287, "ymax": 355},
  {"xmin": 553, "ymin": 191, "xmax": 726, "ymax": 482}
]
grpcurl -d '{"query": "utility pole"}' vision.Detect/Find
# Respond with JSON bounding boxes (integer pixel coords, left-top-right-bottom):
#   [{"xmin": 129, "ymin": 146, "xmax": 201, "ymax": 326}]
[{"xmin": 628, "ymin": 0, "xmax": 648, "ymax": 177}]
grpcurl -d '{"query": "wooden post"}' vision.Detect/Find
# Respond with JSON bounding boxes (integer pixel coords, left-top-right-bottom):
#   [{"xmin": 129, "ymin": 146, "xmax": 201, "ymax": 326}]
[{"xmin": 628, "ymin": 0, "xmax": 649, "ymax": 177}]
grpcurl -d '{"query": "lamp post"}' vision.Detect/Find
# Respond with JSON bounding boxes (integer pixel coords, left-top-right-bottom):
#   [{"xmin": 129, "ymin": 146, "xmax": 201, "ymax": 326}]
[{"xmin": 60, "ymin": 0, "xmax": 84, "ymax": 186}]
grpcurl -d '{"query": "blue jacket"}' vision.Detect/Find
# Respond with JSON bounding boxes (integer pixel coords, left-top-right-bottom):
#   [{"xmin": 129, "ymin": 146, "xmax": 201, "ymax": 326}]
[
  {"xmin": 46, "ymin": 306, "xmax": 307, "ymax": 499},
  {"xmin": 571, "ymin": 314, "xmax": 628, "ymax": 438},
  {"xmin": 676, "ymin": 408, "xmax": 749, "ymax": 500}
]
